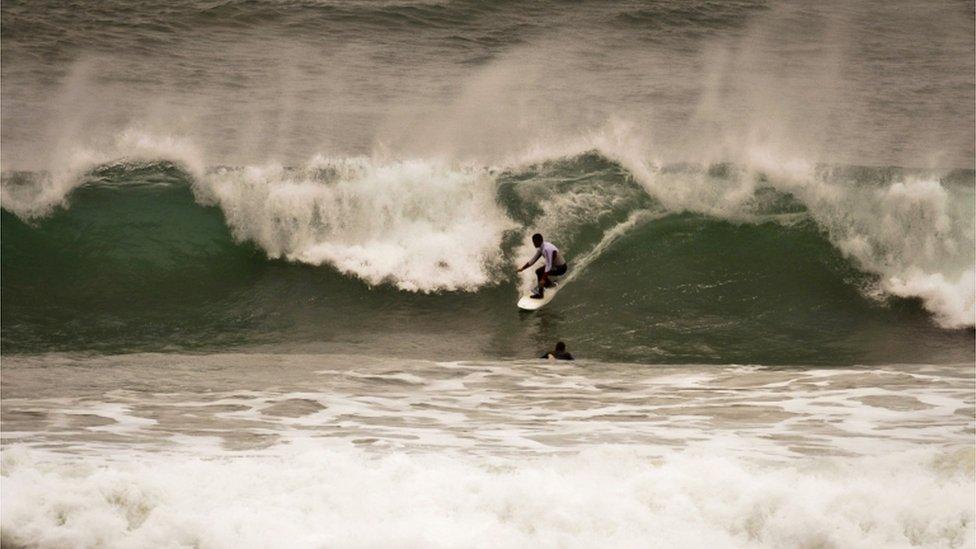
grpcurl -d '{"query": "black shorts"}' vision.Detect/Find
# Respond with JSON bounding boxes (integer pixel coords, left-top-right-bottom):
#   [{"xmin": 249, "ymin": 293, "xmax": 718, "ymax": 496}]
[{"xmin": 546, "ymin": 264, "xmax": 567, "ymax": 277}]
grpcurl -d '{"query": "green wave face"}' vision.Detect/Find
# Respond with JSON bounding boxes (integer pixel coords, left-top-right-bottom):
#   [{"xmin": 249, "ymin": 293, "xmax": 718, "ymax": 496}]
[
  {"xmin": 2, "ymin": 163, "xmax": 273, "ymax": 348},
  {"xmin": 2, "ymin": 157, "xmax": 973, "ymax": 364}
]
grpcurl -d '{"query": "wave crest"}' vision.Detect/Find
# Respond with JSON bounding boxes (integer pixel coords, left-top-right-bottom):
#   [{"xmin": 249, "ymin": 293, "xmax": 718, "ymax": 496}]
[
  {"xmin": 199, "ymin": 156, "xmax": 516, "ymax": 292},
  {"xmin": 557, "ymin": 121, "xmax": 975, "ymax": 329}
]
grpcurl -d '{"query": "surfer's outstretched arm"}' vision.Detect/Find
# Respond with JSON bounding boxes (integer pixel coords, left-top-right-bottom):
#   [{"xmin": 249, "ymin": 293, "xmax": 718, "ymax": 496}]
[{"xmin": 517, "ymin": 249, "xmax": 542, "ymax": 272}]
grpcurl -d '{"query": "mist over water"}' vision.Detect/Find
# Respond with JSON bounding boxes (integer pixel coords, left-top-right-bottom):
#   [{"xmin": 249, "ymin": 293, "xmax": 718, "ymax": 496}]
[{"xmin": 2, "ymin": 0, "xmax": 973, "ymax": 169}]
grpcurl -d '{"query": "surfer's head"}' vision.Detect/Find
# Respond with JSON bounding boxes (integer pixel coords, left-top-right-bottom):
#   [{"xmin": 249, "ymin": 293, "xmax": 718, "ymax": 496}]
[
  {"xmin": 532, "ymin": 233, "xmax": 543, "ymax": 247},
  {"xmin": 555, "ymin": 341, "xmax": 566, "ymax": 352}
]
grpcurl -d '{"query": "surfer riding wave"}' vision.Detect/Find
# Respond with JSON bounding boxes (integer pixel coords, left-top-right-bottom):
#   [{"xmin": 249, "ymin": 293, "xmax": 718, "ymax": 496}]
[{"xmin": 517, "ymin": 233, "xmax": 568, "ymax": 299}]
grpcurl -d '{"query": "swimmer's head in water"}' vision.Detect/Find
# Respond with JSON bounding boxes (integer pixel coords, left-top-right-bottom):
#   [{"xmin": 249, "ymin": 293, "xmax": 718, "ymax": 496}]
[
  {"xmin": 532, "ymin": 233, "xmax": 543, "ymax": 247},
  {"xmin": 555, "ymin": 341, "xmax": 566, "ymax": 352}
]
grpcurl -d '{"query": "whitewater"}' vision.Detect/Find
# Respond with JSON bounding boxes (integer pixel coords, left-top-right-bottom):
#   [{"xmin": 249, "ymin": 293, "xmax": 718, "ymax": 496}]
[
  {"xmin": 3, "ymin": 354, "xmax": 974, "ymax": 548},
  {"xmin": 2, "ymin": 0, "xmax": 974, "ymax": 547}
]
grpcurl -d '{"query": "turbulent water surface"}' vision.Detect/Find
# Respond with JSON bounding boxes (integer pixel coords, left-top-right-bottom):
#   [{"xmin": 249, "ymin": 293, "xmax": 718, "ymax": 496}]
[
  {"xmin": 3, "ymin": 354, "xmax": 974, "ymax": 546},
  {"xmin": 1, "ymin": 0, "xmax": 974, "ymax": 547}
]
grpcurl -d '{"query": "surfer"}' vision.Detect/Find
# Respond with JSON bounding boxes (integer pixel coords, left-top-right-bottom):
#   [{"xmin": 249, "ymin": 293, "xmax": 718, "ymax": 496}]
[
  {"xmin": 541, "ymin": 341, "xmax": 574, "ymax": 361},
  {"xmin": 516, "ymin": 233, "xmax": 567, "ymax": 299}
]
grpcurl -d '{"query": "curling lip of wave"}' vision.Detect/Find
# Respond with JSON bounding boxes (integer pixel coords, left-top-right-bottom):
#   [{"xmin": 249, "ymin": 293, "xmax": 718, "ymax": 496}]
[{"xmin": 0, "ymin": 129, "xmax": 206, "ymax": 219}]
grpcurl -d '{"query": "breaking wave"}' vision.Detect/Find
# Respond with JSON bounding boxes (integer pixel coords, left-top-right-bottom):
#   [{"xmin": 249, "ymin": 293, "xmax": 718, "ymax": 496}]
[{"xmin": 1, "ymin": 132, "xmax": 973, "ymax": 361}]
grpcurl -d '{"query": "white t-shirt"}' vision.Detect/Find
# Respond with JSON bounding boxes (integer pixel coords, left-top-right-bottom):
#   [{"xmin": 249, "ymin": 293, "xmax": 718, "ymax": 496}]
[{"xmin": 531, "ymin": 241, "xmax": 565, "ymax": 271}]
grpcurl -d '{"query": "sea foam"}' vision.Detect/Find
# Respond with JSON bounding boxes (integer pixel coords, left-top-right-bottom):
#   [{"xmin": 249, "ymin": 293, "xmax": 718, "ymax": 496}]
[{"xmin": 2, "ymin": 444, "xmax": 972, "ymax": 548}]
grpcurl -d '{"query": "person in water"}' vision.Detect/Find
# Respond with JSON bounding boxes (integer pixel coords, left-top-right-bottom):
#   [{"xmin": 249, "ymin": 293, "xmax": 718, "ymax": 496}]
[
  {"xmin": 516, "ymin": 233, "xmax": 567, "ymax": 298},
  {"xmin": 541, "ymin": 341, "xmax": 574, "ymax": 361}
]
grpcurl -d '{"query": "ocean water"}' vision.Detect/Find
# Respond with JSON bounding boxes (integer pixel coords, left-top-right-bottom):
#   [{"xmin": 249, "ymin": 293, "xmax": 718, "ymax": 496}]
[
  {"xmin": 1, "ymin": 0, "xmax": 974, "ymax": 547},
  {"xmin": 3, "ymin": 354, "xmax": 974, "ymax": 547}
]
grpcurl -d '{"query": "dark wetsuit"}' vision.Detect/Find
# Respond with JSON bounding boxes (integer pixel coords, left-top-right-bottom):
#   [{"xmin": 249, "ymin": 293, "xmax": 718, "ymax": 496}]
[{"xmin": 541, "ymin": 351, "xmax": 574, "ymax": 360}]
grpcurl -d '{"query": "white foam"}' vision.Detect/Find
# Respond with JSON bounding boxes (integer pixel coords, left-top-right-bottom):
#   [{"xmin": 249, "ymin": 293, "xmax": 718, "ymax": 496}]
[
  {"xmin": 1, "ymin": 444, "xmax": 972, "ymax": 548},
  {"xmin": 198, "ymin": 156, "xmax": 516, "ymax": 292},
  {"xmin": 69, "ymin": 403, "xmax": 157, "ymax": 435}
]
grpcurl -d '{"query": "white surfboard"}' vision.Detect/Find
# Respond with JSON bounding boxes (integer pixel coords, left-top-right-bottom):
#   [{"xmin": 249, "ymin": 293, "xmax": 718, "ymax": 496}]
[{"xmin": 517, "ymin": 283, "xmax": 559, "ymax": 310}]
